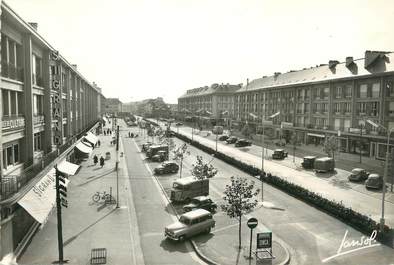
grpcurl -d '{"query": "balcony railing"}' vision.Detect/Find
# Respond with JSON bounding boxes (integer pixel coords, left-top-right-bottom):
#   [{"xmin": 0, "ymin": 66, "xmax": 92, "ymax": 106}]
[
  {"xmin": 1, "ymin": 61, "xmax": 24, "ymax": 82},
  {"xmin": 2, "ymin": 115, "xmax": 25, "ymax": 131}
]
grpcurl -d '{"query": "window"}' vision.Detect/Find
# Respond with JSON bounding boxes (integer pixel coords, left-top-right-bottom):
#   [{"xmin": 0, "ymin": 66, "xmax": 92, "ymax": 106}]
[
  {"xmin": 343, "ymin": 103, "xmax": 351, "ymax": 114},
  {"xmin": 370, "ymin": 102, "xmax": 379, "ymax": 116},
  {"xmin": 1, "ymin": 34, "xmax": 23, "ymax": 81},
  {"xmin": 32, "ymin": 54, "xmax": 42, "ymax": 86},
  {"xmin": 3, "ymin": 142, "xmax": 20, "ymax": 168},
  {"xmin": 344, "ymin": 85, "xmax": 352, "ymax": 98},
  {"xmin": 323, "ymin": 87, "xmax": 329, "ymax": 99},
  {"xmin": 335, "ymin": 86, "xmax": 342, "ymax": 98},
  {"xmin": 334, "ymin": 119, "xmax": 341, "ymax": 130},
  {"xmin": 359, "ymin": 84, "xmax": 368, "ymax": 98},
  {"xmin": 334, "ymin": 103, "xmax": 340, "ymax": 113},
  {"xmin": 389, "ymin": 102, "xmax": 394, "ymax": 116},
  {"xmin": 34, "ymin": 132, "xmax": 42, "ymax": 151},
  {"xmin": 344, "ymin": 119, "xmax": 351, "ymax": 130},
  {"xmin": 358, "ymin": 102, "xmax": 367, "ymax": 115},
  {"xmin": 2, "ymin": 90, "xmax": 9, "ymax": 117},
  {"xmin": 386, "ymin": 80, "xmax": 394, "ymax": 96},
  {"xmin": 322, "ymin": 103, "xmax": 328, "ymax": 113},
  {"xmin": 372, "ymin": 83, "xmax": 380, "ymax": 98}
]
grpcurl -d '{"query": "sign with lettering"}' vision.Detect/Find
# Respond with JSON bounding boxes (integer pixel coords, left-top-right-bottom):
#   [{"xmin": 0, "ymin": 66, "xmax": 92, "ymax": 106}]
[
  {"xmin": 257, "ymin": 232, "xmax": 272, "ymax": 249},
  {"xmin": 2, "ymin": 118, "xmax": 25, "ymax": 130},
  {"xmin": 50, "ymin": 50, "xmax": 62, "ymax": 145}
]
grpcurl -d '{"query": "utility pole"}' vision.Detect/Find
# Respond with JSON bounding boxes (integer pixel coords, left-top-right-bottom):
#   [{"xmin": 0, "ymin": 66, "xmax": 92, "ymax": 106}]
[
  {"xmin": 55, "ymin": 167, "xmax": 68, "ymax": 264},
  {"xmin": 116, "ymin": 125, "xmax": 120, "ymax": 208}
]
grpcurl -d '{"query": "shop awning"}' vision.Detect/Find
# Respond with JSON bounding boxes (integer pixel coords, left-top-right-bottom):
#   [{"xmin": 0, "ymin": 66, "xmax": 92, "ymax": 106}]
[
  {"xmin": 75, "ymin": 142, "xmax": 93, "ymax": 154},
  {"xmin": 57, "ymin": 160, "xmax": 80, "ymax": 175},
  {"xmin": 307, "ymin": 133, "xmax": 325, "ymax": 138},
  {"xmin": 18, "ymin": 167, "xmax": 70, "ymax": 224},
  {"xmin": 83, "ymin": 132, "xmax": 98, "ymax": 145}
]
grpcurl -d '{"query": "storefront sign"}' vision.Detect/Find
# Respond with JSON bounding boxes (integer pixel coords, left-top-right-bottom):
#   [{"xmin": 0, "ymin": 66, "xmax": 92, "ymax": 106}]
[
  {"xmin": 2, "ymin": 117, "xmax": 25, "ymax": 130},
  {"xmin": 51, "ymin": 50, "xmax": 62, "ymax": 145}
]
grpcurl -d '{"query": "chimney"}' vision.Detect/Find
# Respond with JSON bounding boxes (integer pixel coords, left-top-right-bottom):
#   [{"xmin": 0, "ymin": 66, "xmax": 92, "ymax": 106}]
[
  {"xmin": 28, "ymin": 22, "xmax": 38, "ymax": 30},
  {"xmin": 346, "ymin": 57, "xmax": 354, "ymax": 67},
  {"xmin": 328, "ymin": 60, "xmax": 339, "ymax": 69},
  {"xmin": 246, "ymin": 78, "xmax": 249, "ymax": 86},
  {"xmin": 364, "ymin": 50, "xmax": 389, "ymax": 69},
  {"xmin": 72, "ymin": 64, "xmax": 77, "ymax": 70}
]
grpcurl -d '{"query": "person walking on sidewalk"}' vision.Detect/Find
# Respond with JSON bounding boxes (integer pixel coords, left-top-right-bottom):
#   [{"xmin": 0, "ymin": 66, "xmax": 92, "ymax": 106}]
[
  {"xmin": 100, "ymin": 156, "xmax": 105, "ymax": 168},
  {"xmin": 93, "ymin": 155, "xmax": 98, "ymax": 166},
  {"xmin": 98, "ymin": 140, "xmax": 101, "ymax": 147}
]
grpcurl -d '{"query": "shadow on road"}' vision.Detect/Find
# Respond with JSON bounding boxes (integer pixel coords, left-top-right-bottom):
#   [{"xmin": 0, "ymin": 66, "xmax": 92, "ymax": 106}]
[
  {"xmin": 159, "ymin": 238, "xmax": 189, "ymax": 253},
  {"xmin": 78, "ymin": 168, "xmax": 115, "ymax": 186},
  {"xmin": 329, "ymin": 178, "xmax": 352, "ymax": 190}
]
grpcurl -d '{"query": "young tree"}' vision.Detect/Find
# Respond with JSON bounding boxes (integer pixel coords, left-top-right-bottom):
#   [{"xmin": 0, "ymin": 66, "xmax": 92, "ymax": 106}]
[
  {"xmin": 172, "ymin": 143, "xmax": 190, "ymax": 178},
  {"xmin": 190, "ymin": 155, "xmax": 218, "ymax": 180},
  {"xmin": 323, "ymin": 135, "xmax": 339, "ymax": 160},
  {"xmin": 221, "ymin": 176, "xmax": 260, "ymax": 249}
]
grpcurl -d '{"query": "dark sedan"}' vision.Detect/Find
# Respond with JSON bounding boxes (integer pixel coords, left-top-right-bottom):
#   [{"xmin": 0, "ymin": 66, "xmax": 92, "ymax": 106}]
[
  {"xmin": 183, "ymin": 196, "xmax": 217, "ymax": 213},
  {"xmin": 226, "ymin": 136, "xmax": 238, "ymax": 144},
  {"xmin": 348, "ymin": 168, "xmax": 369, "ymax": 182},
  {"xmin": 235, "ymin": 139, "xmax": 252, "ymax": 147},
  {"xmin": 218, "ymin": 135, "xmax": 229, "ymax": 141},
  {"xmin": 154, "ymin": 162, "xmax": 179, "ymax": 175}
]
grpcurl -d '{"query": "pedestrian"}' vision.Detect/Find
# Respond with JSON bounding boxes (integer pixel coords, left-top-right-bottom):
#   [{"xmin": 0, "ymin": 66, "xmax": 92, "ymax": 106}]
[
  {"xmin": 98, "ymin": 140, "xmax": 101, "ymax": 147},
  {"xmin": 93, "ymin": 155, "xmax": 98, "ymax": 165},
  {"xmin": 104, "ymin": 131, "xmax": 106, "ymax": 136},
  {"xmin": 128, "ymin": 132, "xmax": 131, "ymax": 138},
  {"xmin": 100, "ymin": 156, "xmax": 104, "ymax": 168}
]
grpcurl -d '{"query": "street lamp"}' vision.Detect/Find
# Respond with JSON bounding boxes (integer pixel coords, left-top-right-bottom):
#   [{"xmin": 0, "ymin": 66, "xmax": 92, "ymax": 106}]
[{"xmin": 366, "ymin": 119, "xmax": 393, "ymax": 232}]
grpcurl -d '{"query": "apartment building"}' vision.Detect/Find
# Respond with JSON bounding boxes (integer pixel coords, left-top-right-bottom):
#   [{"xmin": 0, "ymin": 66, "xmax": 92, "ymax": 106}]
[
  {"xmin": 105, "ymin": 97, "xmax": 123, "ymax": 115},
  {"xmin": 178, "ymin": 83, "xmax": 242, "ymax": 120},
  {"xmin": 234, "ymin": 51, "xmax": 394, "ymax": 160},
  {"xmin": 0, "ymin": 2, "xmax": 104, "ymax": 259}
]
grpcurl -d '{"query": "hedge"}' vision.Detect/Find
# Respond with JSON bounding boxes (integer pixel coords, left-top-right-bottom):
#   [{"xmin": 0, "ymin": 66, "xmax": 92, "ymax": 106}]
[{"xmin": 173, "ymin": 131, "xmax": 392, "ymax": 242}]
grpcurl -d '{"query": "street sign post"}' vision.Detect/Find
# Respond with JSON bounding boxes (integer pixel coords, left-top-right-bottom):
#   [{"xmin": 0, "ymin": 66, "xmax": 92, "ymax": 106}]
[{"xmin": 247, "ymin": 218, "xmax": 258, "ymax": 259}]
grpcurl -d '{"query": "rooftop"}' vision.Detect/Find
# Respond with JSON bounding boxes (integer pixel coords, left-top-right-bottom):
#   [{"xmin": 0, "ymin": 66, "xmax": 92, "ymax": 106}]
[{"xmin": 179, "ymin": 83, "xmax": 242, "ymax": 99}]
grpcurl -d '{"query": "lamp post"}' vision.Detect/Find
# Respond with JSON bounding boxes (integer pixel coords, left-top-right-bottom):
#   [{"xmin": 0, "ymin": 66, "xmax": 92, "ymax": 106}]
[{"xmin": 366, "ymin": 119, "xmax": 393, "ymax": 232}]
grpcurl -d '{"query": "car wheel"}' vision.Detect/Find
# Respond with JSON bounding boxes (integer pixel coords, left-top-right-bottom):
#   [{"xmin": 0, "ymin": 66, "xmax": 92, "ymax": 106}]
[{"xmin": 179, "ymin": 235, "xmax": 186, "ymax": 241}]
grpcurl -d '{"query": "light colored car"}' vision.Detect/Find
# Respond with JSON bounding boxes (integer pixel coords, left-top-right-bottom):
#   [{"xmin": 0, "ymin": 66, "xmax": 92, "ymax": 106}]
[
  {"xmin": 348, "ymin": 168, "xmax": 369, "ymax": 182},
  {"xmin": 365, "ymin": 174, "xmax": 383, "ymax": 189},
  {"xmin": 164, "ymin": 209, "xmax": 215, "ymax": 241}
]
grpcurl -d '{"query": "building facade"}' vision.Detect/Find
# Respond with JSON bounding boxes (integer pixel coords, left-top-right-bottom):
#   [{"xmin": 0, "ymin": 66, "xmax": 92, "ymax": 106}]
[
  {"xmin": 0, "ymin": 2, "xmax": 104, "ymax": 259},
  {"xmin": 234, "ymin": 51, "xmax": 394, "ymax": 160},
  {"xmin": 178, "ymin": 83, "xmax": 242, "ymax": 119},
  {"xmin": 105, "ymin": 97, "xmax": 123, "ymax": 115}
]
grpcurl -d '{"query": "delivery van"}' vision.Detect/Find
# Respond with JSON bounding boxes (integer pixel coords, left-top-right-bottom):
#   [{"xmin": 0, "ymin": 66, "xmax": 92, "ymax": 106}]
[
  {"xmin": 170, "ymin": 176, "xmax": 209, "ymax": 202},
  {"xmin": 314, "ymin": 157, "xmax": 335, "ymax": 173}
]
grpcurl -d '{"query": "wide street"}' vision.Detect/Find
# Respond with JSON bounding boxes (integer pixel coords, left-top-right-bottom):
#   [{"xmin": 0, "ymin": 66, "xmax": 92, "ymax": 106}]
[
  {"xmin": 128, "ymin": 122, "xmax": 394, "ymax": 265},
  {"xmin": 161, "ymin": 122, "xmax": 394, "ymax": 228}
]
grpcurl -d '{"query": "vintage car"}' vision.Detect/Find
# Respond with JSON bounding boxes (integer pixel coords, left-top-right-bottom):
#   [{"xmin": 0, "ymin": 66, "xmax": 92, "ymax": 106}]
[
  {"xmin": 301, "ymin": 156, "xmax": 316, "ymax": 169},
  {"xmin": 142, "ymin": 142, "xmax": 154, "ymax": 152},
  {"xmin": 218, "ymin": 135, "xmax": 229, "ymax": 141},
  {"xmin": 164, "ymin": 209, "xmax": 215, "ymax": 241},
  {"xmin": 183, "ymin": 196, "xmax": 217, "ymax": 213},
  {"xmin": 154, "ymin": 161, "xmax": 179, "ymax": 175},
  {"xmin": 225, "ymin": 136, "xmax": 238, "ymax": 144},
  {"xmin": 272, "ymin": 149, "xmax": 288, "ymax": 159},
  {"xmin": 365, "ymin": 174, "xmax": 383, "ymax": 189},
  {"xmin": 314, "ymin": 157, "xmax": 335, "ymax": 173},
  {"xmin": 348, "ymin": 168, "xmax": 370, "ymax": 182},
  {"xmin": 235, "ymin": 139, "xmax": 252, "ymax": 147},
  {"xmin": 151, "ymin": 150, "xmax": 168, "ymax": 162}
]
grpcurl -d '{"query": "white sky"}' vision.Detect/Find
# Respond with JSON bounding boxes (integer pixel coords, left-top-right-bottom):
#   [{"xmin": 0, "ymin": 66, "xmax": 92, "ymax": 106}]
[{"xmin": 5, "ymin": 0, "xmax": 394, "ymax": 103}]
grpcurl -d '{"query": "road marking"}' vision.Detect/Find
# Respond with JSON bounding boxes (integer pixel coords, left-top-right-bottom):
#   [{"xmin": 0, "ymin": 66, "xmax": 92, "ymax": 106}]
[{"xmin": 131, "ymin": 139, "xmax": 207, "ymax": 265}]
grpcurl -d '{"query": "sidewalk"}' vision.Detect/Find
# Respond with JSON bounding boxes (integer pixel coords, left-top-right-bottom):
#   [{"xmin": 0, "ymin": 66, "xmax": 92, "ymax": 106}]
[{"xmin": 19, "ymin": 129, "xmax": 141, "ymax": 265}]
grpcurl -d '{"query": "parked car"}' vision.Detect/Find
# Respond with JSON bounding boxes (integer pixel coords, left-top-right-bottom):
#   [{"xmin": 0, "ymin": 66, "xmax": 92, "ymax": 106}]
[
  {"xmin": 154, "ymin": 161, "xmax": 180, "ymax": 175},
  {"xmin": 175, "ymin": 122, "xmax": 183, "ymax": 126},
  {"xmin": 272, "ymin": 149, "xmax": 288, "ymax": 159},
  {"xmin": 235, "ymin": 139, "xmax": 252, "ymax": 147},
  {"xmin": 226, "ymin": 136, "xmax": 238, "ymax": 144},
  {"xmin": 212, "ymin": 126, "xmax": 224, "ymax": 135},
  {"xmin": 301, "ymin": 156, "xmax": 316, "ymax": 169},
  {"xmin": 164, "ymin": 209, "xmax": 215, "ymax": 241},
  {"xmin": 151, "ymin": 150, "xmax": 168, "ymax": 162},
  {"xmin": 348, "ymin": 168, "xmax": 370, "ymax": 182},
  {"xmin": 365, "ymin": 174, "xmax": 383, "ymax": 189},
  {"xmin": 218, "ymin": 135, "xmax": 229, "ymax": 141},
  {"xmin": 142, "ymin": 142, "xmax": 154, "ymax": 152},
  {"xmin": 314, "ymin": 157, "xmax": 335, "ymax": 173},
  {"xmin": 183, "ymin": 196, "xmax": 217, "ymax": 213}
]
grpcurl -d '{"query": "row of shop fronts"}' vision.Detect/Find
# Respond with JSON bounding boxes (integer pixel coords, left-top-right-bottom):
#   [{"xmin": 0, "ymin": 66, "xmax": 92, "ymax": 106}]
[{"xmin": 0, "ymin": 126, "xmax": 99, "ymax": 260}]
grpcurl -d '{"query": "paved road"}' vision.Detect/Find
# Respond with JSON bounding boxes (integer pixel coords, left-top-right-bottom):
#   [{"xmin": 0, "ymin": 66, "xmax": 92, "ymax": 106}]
[
  {"xmin": 120, "ymin": 122, "xmax": 204, "ymax": 265},
  {"xmin": 166, "ymin": 123, "xmax": 394, "ymax": 228},
  {"xmin": 130, "ymin": 122, "xmax": 394, "ymax": 265}
]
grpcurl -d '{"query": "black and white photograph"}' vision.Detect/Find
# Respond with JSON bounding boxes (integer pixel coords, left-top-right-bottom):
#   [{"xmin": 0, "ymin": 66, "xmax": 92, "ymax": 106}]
[{"xmin": 0, "ymin": 0, "xmax": 393, "ymax": 264}]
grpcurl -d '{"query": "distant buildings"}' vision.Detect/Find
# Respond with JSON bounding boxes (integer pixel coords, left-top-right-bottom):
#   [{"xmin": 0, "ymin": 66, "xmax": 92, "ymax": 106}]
[
  {"xmin": 105, "ymin": 98, "xmax": 123, "ymax": 114},
  {"xmin": 178, "ymin": 51, "xmax": 394, "ymax": 161}
]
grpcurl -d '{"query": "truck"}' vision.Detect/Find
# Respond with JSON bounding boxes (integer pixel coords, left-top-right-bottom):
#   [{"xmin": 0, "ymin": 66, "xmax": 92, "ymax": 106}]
[
  {"xmin": 170, "ymin": 176, "xmax": 209, "ymax": 203},
  {"xmin": 314, "ymin": 157, "xmax": 335, "ymax": 173},
  {"xmin": 146, "ymin": 145, "xmax": 169, "ymax": 159}
]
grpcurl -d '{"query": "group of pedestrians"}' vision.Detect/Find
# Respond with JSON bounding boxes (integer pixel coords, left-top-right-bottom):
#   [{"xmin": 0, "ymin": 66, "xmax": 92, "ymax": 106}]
[
  {"xmin": 103, "ymin": 128, "xmax": 112, "ymax": 136},
  {"xmin": 93, "ymin": 154, "xmax": 105, "ymax": 168}
]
